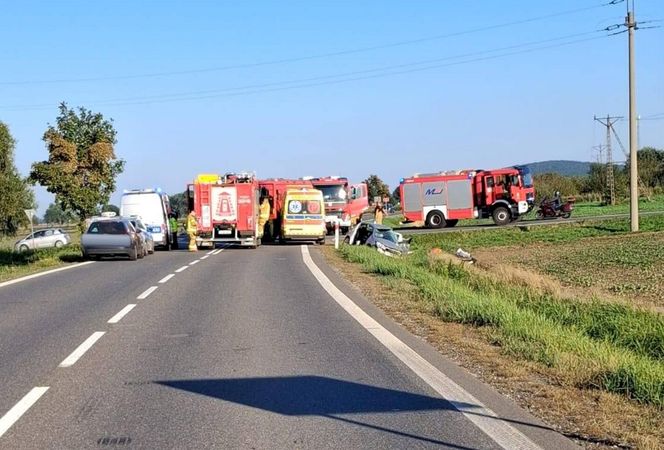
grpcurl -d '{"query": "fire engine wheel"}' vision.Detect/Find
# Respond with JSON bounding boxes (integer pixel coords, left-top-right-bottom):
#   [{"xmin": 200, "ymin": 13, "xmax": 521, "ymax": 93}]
[
  {"xmin": 446, "ymin": 219, "xmax": 459, "ymax": 227},
  {"xmin": 425, "ymin": 211, "xmax": 446, "ymax": 229},
  {"xmin": 492, "ymin": 206, "xmax": 512, "ymax": 226}
]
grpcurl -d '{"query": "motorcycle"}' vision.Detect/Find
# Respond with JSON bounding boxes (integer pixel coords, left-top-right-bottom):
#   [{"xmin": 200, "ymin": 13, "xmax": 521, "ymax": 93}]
[{"xmin": 536, "ymin": 196, "xmax": 575, "ymax": 219}]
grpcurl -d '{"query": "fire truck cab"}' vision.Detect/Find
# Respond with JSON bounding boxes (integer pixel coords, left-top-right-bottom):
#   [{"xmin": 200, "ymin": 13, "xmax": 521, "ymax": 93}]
[
  {"xmin": 400, "ymin": 166, "xmax": 534, "ymax": 227},
  {"xmin": 306, "ymin": 176, "xmax": 369, "ymax": 233},
  {"xmin": 188, "ymin": 173, "xmax": 262, "ymax": 248}
]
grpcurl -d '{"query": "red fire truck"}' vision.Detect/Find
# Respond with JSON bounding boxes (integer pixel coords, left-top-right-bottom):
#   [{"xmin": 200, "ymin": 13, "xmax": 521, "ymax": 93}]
[
  {"xmin": 188, "ymin": 173, "xmax": 262, "ymax": 248},
  {"xmin": 400, "ymin": 166, "xmax": 535, "ymax": 227},
  {"xmin": 306, "ymin": 176, "xmax": 369, "ymax": 233},
  {"xmin": 258, "ymin": 178, "xmax": 313, "ymax": 240}
]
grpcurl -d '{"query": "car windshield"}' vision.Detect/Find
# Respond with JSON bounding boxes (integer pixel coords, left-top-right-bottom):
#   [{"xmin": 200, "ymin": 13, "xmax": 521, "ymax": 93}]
[
  {"xmin": 87, "ymin": 221, "xmax": 127, "ymax": 234},
  {"xmin": 374, "ymin": 227, "xmax": 399, "ymax": 244},
  {"xmin": 316, "ymin": 185, "xmax": 347, "ymax": 202}
]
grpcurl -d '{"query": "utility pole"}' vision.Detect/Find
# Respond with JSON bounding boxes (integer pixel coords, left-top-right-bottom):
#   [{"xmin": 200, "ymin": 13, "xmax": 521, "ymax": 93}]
[
  {"xmin": 627, "ymin": 2, "xmax": 639, "ymax": 231},
  {"xmin": 594, "ymin": 115, "xmax": 622, "ymax": 205}
]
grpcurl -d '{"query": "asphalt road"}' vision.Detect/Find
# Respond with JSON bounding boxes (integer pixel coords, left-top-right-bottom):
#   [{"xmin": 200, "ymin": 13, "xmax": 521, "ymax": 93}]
[{"xmin": 0, "ymin": 245, "xmax": 577, "ymax": 449}]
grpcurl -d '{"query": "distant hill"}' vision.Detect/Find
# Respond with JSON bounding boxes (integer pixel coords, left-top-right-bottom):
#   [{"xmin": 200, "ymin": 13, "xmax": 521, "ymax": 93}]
[{"xmin": 523, "ymin": 160, "xmax": 592, "ymax": 177}]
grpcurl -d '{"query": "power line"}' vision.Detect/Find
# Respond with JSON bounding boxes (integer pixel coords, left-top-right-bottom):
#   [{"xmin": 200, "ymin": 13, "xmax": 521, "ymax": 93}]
[
  {"xmin": 0, "ymin": 32, "xmax": 611, "ymax": 111},
  {"xmin": 0, "ymin": 0, "xmax": 622, "ymax": 86}
]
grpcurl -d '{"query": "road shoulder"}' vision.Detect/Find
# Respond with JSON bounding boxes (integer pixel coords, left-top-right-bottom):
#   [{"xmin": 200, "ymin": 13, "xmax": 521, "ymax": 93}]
[{"xmin": 307, "ymin": 246, "xmax": 578, "ymax": 450}]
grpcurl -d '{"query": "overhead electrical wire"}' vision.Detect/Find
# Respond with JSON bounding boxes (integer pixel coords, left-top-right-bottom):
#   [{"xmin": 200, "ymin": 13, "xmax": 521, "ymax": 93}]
[
  {"xmin": 0, "ymin": 0, "xmax": 623, "ymax": 86},
  {"xmin": 0, "ymin": 31, "xmax": 612, "ymax": 111}
]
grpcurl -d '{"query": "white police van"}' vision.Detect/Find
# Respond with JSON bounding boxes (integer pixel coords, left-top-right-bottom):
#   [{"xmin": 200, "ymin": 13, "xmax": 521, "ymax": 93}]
[{"xmin": 120, "ymin": 189, "xmax": 172, "ymax": 250}]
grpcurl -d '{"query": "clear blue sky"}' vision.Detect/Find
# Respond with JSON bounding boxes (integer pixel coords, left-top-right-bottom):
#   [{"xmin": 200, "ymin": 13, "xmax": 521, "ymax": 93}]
[{"xmin": 1, "ymin": 0, "xmax": 662, "ymax": 214}]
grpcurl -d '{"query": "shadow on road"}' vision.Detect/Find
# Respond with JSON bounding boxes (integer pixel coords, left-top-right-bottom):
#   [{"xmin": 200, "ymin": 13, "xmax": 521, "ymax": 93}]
[
  {"xmin": 155, "ymin": 375, "xmax": 560, "ymax": 445},
  {"xmin": 156, "ymin": 375, "xmax": 481, "ymax": 447},
  {"xmin": 156, "ymin": 375, "xmax": 468, "ymax": 416}
]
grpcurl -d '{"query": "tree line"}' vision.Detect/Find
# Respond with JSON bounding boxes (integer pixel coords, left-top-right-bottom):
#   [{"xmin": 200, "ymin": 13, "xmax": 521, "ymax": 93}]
[{"xmin": 534, "ymin": 147, "xmax": 664, "ymax": 203}]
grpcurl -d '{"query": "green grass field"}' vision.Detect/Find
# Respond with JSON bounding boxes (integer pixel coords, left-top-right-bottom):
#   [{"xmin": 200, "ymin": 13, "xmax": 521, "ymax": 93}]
[
  {"xmin": 339, "ymin": 213, "xmax": 664, "ymax": 407},
  {"xmin": 0, "ymin": 245, "xmax": 85, "ymax": 282},
  {"xmin": 338, "ymin": 242, "xmax": 664, "ymax": 407},
  {"xmin": 412, "ymin": 215, "xmax": 664, "ymax": 252}
]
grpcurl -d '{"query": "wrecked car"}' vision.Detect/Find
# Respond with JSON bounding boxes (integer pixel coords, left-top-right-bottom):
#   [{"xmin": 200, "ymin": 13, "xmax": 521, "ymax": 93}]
[{"xmin": 344, "ymin": 221, "xmax": 411, "ymax": 256}]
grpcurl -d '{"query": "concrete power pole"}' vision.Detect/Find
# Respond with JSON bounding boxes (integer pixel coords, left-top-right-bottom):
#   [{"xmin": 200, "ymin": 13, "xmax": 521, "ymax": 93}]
[
  {"xmin": 594, "ymin": 115, "xmax": 622, "ymax": 205},
  {"xmin": 627, "ymin": 5, "xmax": 639, "ymax": 231}
]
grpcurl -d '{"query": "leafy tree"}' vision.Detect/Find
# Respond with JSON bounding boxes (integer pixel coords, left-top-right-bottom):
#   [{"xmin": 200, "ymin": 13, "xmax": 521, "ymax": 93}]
[
  {"xmin": 532, "ymin": 173, "xmax": 582, "ymax": 201},
  {"xmin": 391, "ymin": 186, "xmax": 401, "ymax": 206},
  {"xmin": 581, "ymin": 163, "xmax": 628, "ymax": 203},
  {"xmin": 101, "ymin": 204, "xmax": 120, "ymax": 215},
  {"xmin": 363, "ymin": 174, "xmax": 390, "ymax": 202},
  {"xmin": 30, "ymin": 103, "xmax": 125, "ymax": 222},
  {"xmin": 43, "ymin": 202, "xmax": 78, "ymax": 224},
  {"xmin": 625, "ymin": 147, "xmax": 664, "ymax": 189},
  {"xmin": 0, "ymin": 121, "xmax": 35, "ymax": 235},
  {"xmin": 169, "ymin": 191, "xmax": 188, "ymax": 218}
]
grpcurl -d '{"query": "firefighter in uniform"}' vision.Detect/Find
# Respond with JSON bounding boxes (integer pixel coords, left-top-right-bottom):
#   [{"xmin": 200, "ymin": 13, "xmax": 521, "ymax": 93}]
[
  {"xmin": 374, "ymin": 201, "xmax": 385, "ymax": 225},
  {"xmin": 258, "ymin": 196, "xmax": 271, "ymax": 239},
  {"xmin": 186, "ymin": 211, "xmax": 198, "ymax": 252}
]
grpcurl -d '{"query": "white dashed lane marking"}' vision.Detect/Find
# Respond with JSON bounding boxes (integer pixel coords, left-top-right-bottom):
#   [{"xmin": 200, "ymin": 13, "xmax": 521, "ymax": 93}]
[
  {"xmin": 158, "ymin": 274, "xmax": 175, "ymax": 284},
  {"xmin": 175, "ymin": 266, "xmax": 188, "ymax": 273},
  {"xmin": 0, "ymin": 387, "xmax": 49, "ymax": 438},
  {"xmin": 137, "ymin": 286, "xmax": 158, "ymax": 300},
  {"xmin": 107, "ymin": 304, "xmax": 137, "ymax": 324},
  {"xmin": 58, "ymin": 332, "xmax": 106, "ymax": 368}
]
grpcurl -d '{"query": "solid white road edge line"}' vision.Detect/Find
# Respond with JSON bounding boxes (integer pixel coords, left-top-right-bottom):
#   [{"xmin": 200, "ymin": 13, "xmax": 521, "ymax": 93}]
[
  {"xmin": 175, "ymin": 266, "xmax": 189, "ymax": 273},
  {"xmin": 137, "ymin": 286, "xmax": 158, "ymax": 300},
  {"xmin": 189, "ymin": 260, "xmax": 200, "ymax": 266},
  {"xmin": 58, "ymin": 332, "xmax": 105, "ymax": 368},
  {"xmin": 0, "ymin": 261, "xmax": 95, "ymax": 289},
  {"xmin": 107, "ymin": 304, "xmax": 137, "ymax": 324},
  {"xmin": 158, "ymin": 274, "xmax": 175, "ymax": 283},
  {"xmin": 300, "ymin": 245, "xmax": 541, "ymax": 450},
  {"xmin": 0, "ymin": 387, "xmax": 49, "ymax": 438}
]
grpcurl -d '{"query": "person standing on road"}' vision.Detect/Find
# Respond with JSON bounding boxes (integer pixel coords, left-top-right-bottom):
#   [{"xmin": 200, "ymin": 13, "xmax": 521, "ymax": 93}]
[
  {"xmin": 374, "ymin": 202, "xmax": 385, "ymax": 225},
  {"xmin": 258, "ymin": 196, "xmax": 271, "ymax": 239},
  {"xmin": 186, "ymin": 210, "xmax": 198, "ymax": 252},
  {"xmin": 169, "ymin": 213, "xmax": 179, "ymax": 250}
]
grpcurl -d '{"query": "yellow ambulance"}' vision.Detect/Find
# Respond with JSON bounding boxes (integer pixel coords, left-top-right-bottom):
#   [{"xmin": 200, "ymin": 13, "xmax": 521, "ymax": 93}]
[{"xmin": 281, "ymin": 188, "xmax": 326, "ymax": 244}]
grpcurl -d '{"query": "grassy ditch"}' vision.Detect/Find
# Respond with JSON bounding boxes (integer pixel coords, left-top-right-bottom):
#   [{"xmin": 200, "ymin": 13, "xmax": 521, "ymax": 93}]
[
  {"xmin": 338, "ymin": 244, "xmax": 664, "ymax": 407},
  {"xmin": 0, "ymin": 245, "xmax": 85, "ymax": 282}
]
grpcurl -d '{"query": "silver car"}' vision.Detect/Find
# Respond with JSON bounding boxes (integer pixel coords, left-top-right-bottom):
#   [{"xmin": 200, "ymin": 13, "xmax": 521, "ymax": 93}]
[
  {"xmin": 129, "ymin": 217, "xmax": 155, "ymax": 255},
  {"xmin": 345, "ymin": 221, "xmax": 411, "ymax": 256},
  {"xmin": 80, "ymin": 218, "xmax": 145, "ymax": 261},
  {"xmin": 15, "ymin": 228, "xmax": 71, "ymax": 252}
]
